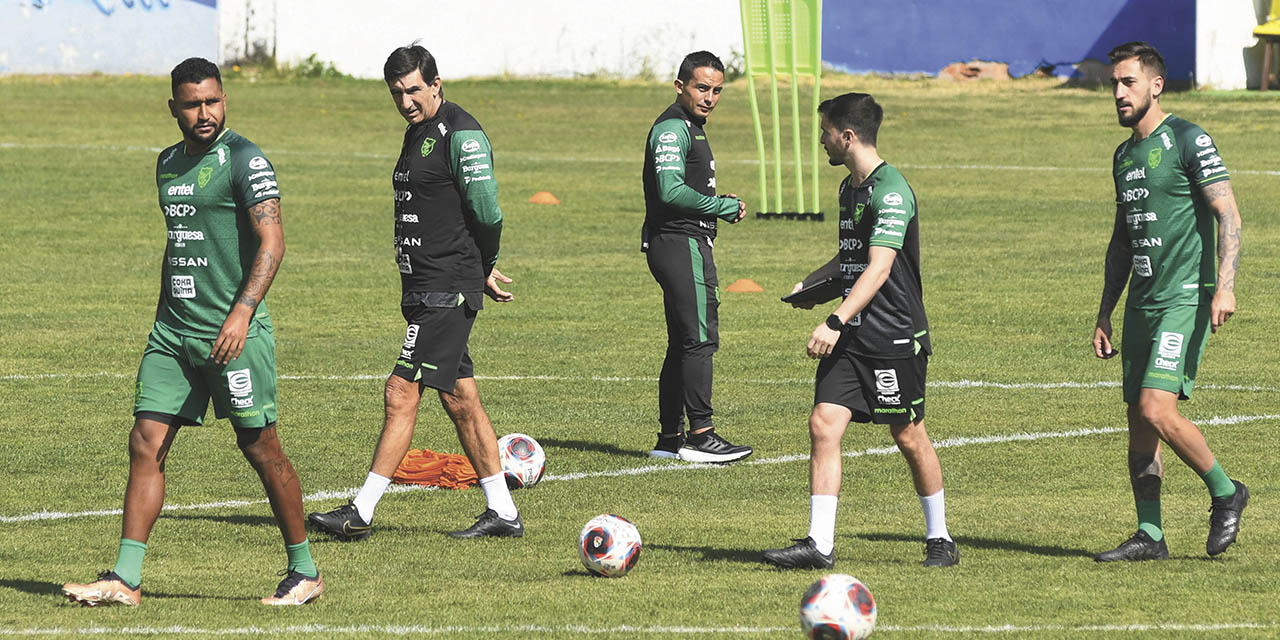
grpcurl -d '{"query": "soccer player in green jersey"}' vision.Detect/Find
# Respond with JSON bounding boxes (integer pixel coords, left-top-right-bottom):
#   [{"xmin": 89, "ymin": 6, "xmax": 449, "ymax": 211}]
[
  {"xmin": 762, "ymin": 93, "xmax": 957, "ymax": 569},
  {"xmin": 62, "ymin": 58, "xmax": 322, "ymax": 606},
  {"xmin": 1092, "ymin": 42, "xmax": 1248, "ymax": 562}
]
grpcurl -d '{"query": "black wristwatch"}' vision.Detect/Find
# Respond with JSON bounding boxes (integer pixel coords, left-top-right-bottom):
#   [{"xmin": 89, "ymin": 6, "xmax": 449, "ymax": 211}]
[{"xmin": 825, "ymin": 314, "xmax": 844, "ymax": 331}]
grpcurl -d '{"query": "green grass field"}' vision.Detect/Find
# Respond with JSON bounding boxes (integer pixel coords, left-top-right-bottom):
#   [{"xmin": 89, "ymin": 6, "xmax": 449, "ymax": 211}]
[{"xmin": 1, "ymin": 73, "xmax": 1278, "ymax": 639}]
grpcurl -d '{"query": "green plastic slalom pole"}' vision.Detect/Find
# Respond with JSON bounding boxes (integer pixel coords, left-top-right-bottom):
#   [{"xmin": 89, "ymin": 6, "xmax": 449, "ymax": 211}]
[
  {"xmin": 788, "ymin": 0, "xmax": 804, "ymax": 214},
  {"xmin": 811, "ymin": 0, "xmax": 822, "ymax": 213},
  {"xmin": 741, "ymin": 0, "xmax": 767, "ymax": 214},
  {"xmin": 763, "ymin": 0, "xmax": 783, "ymax": 213}
]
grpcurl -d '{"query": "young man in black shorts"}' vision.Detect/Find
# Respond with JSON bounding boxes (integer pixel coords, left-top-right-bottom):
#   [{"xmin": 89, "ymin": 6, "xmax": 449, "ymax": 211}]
[{"xmin": 762, "ymin": 93, "xmax": 957, "ymax": 569}]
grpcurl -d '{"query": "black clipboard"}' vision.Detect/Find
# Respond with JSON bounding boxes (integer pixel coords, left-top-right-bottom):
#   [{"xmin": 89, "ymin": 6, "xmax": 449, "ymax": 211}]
[{"xmin": 781, "ymin": 254, "xmax": 842, "ymax": 305}]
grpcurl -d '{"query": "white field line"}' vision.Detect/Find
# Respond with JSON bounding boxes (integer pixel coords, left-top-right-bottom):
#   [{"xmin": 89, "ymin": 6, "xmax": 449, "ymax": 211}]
[
  {"xmin": 4, "ymin": 141, "xmax": 1280, "ymax": 176},
  {"xmin": 2, "ymin": 414, "xmax": 1274, "ymax": 524},
  {"xmin": 0, "ymin": 622, "xmax": 1277, "ymax": 636},
  {"xmin": 1, "ymin": 371, "xmax": 1277, "ymax": 393}
]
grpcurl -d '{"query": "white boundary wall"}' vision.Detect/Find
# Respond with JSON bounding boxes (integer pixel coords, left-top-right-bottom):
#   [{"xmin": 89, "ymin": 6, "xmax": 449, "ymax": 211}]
[
  {"xmin": 1196, "ymin": 0, "xmax": 1272, "ymax": 89},
  {"xmin": 219, "ymin": 0, "xmax": 743, "ymax": 80}
]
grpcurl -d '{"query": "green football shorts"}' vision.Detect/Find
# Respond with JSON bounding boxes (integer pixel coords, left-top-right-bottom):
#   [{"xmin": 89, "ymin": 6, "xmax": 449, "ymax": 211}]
[
  {"xmin": 133, "ymin": 320, "xmax": 278, "ymax": 428},
  {"xmin": 1120, "ymin": 304, "xmax": 1210, "ymax": 404}
]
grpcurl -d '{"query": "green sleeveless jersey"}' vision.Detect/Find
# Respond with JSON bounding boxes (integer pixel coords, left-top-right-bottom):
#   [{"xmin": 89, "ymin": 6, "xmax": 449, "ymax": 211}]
[
  {"xmin": 154, "ymin": 129, "xmax": 279, "ymax": 338},
  {"xmin": 1112, "ymin": 115, "xmax": 1228, "ymax": 309}
]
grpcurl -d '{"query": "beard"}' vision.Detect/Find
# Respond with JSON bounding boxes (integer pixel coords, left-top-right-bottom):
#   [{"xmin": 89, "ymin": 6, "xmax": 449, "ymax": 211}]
[
  {"xmin": 179, "ymin": 117, "xmax": 225, "ymax": 146},
  {"xmin": 1117, "ymin": 95, "xmax": 1150, "ymax": 128}
]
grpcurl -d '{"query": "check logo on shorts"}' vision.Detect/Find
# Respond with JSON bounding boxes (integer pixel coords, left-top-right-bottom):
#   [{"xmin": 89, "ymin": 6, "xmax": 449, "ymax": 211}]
[
  {"xmin": 1154, "ymin": 331, "xmax": 1183, "ymax": 371},
  {"xmin": 401, "ymin": 324, "xmax": 419, "ymax": 360},
  {"xmin": 875, "ymin": 368, "xmax": 901, "ymax": 405},
  {"xmin": 227, "ymin": 368, "xmax": 254, "ymax": 409}
]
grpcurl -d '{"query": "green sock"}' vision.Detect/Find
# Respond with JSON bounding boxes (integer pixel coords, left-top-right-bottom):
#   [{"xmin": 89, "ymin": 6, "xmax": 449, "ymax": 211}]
[
  {"xmin": 1136, "ymin": 501, "xmax": 1163, "ymax": 541},
  {"xmin": 1200, "ymin": 461, "xmax": 1236, "ymax": 499},
  {"xmin": 286, "ymin": 539, "xmax": 318, "ymax": 578},
  {"xmin": 112, "ymin": 538, "xmax": 147, "ymax": 588}
]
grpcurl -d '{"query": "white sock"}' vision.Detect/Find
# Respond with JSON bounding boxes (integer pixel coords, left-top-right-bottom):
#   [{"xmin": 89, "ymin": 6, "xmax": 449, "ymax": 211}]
[
  {"xmin": 352, "ymin": 472, "xmax": 391, "ymax": 524},
  {"xmin": 919, "ymin": 489, "xmax": 951, "ymax": 541},
  {"xmin": 480, "ymin": 473, "xmax": 519, "ymax": 521},
  {"xmin": 807, "ymin": 495, "xmax": 838, "ymax": 555}
]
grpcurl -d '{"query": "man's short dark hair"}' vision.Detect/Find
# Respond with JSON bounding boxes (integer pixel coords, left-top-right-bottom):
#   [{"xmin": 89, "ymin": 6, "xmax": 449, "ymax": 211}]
[
  {"xmin": 818, "ymin": 93, "xmax": 883, "ymax": 147},
  {"xmin": 677, "ymin": 51, "xmax": 724, "ymax": 83},
  {"xmin": 1108, "ymin": 41, "xmax": 1166, "ymax": 80},
  {"xmin": 384, "ymin": 42, "xmax": 439, "ymax": 85},
  {"xmin": 170, "ymin": 57, "xmax": 221, "ymax": 97}
]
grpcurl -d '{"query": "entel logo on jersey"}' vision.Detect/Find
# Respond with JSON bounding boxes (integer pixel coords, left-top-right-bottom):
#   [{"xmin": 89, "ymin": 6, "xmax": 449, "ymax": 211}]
[
  {"xmin": 882, "ymin": 192, "xmax": 903, "ymax": 206},
  {"xmin": 461, "ymin": 139, "xmax": 480, "ymax": 153},
  {"xmin": 167, "ymin": 183, "xmax": 195, "ymax": 196},
  {"xmin": 248, "ymin": 156, "xmax": 269, "ymax": 171},
  {"xmin": 658, "ymin": 131, "xmax": 677, "ymax": 144},
  {"xmin": 875, "ymin": 369, "xmax": 901, "ymax": 404},
  {"xmin": 1195, "ymin": 134, "xmax": 1212, "ymax": 147},
  {"xmin": 1124, "ymin": 167, "xmax": 1146, "ymax": 182}
]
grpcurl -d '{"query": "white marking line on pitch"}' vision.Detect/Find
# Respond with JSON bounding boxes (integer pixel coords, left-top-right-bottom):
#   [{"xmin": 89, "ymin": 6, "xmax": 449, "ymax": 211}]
[
  {"xmin": 3, "ymin": 414, "xmax": 1274, "ymax": 524},
  {"xmin": 5, "ymin": 142, "xmax": 1280, "ymax": 177},
  {"xmin": 1, "ymin": 622, "xmax": 1277, "ymax": 636},
  {"xmin": 2, "ymin": 371, "xmax": 1277, "ymax": 393}
]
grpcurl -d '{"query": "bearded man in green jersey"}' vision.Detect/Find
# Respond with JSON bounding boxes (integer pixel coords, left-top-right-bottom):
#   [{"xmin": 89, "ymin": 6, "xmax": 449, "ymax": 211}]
[
  {"xmin": 1092, "ymin": 42, "xmax": 1247, "ymax": 562},
  {"xmin": 63, "ymin": 58, "xmax": 322, "ymax": 606}
]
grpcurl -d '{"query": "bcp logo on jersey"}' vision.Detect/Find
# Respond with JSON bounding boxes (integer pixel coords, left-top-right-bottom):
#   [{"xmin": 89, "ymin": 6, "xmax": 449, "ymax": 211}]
[
  {"xmin": 248, "ymin": 156, "xmax": 269, "ymax": 171},
  {"xmin": 461, "ymin": 139, "xmax": 481, "ymax": 153},
  {"xmin": 882, "ymin": 192, "xmax": 903, "ymax": 206}
]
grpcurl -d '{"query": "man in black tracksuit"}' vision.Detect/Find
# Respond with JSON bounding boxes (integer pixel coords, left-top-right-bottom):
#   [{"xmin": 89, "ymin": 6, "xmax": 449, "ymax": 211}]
[
  {"xmin": 641, "ymin": 51, "xmax": 752, "ymax": 463},
  {"xmin": 308, "ymin": 44, "xmax": 523, "ymax": 541}
]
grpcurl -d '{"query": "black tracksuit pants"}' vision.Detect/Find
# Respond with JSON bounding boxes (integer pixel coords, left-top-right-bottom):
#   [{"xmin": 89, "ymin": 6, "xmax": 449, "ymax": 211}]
[{"xmin": 646, "ymin": 232, "xmax": 719, "ymax": 433}]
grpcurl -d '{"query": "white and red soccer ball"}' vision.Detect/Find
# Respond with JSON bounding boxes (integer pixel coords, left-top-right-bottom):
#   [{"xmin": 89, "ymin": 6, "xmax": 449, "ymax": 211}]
[
  {"xmin": 498, "ymin": 433, "xmax": 545, "ymax": 489},
  {"xmin": 578, "ymin": 514, "xmax": 642, "ymax": 578},
  {"xmin": 799, "ymin": 573, "xmax": 877, "ymax": 639}
]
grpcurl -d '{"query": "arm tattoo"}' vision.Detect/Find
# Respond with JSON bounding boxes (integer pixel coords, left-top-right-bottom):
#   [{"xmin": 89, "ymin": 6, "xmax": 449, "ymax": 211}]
[
  {"xmin": 248, "ymin": 199, "xmax": 281, "ymax": 226},
  {"xmin": 236, "ymin": 249, "xmax": 277, "ymax": 309},
  {"xmin": 1099, "ymin": 207, "xmax": 1132, "ymax": 318},
  {"xmin": 1202, "ymin": 181, "xmax": 1242, "ymax": 292}
]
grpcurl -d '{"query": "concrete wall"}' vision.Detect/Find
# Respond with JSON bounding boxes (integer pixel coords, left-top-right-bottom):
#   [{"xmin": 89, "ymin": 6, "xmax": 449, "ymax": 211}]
[
  {"xmin": 1196, "ymin": 0, "xmax": 1272, "ymax": 89},
  {"xmin": 219, "ymin": 0, "xmax": 744, "ymax": 80},
  {"xmin": 0, "ymin": 0, "xmax": 217, "ymax": 75}
]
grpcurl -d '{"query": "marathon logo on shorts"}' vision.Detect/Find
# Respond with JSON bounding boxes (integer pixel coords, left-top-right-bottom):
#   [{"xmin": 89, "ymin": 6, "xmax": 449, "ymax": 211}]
[
  {"xmin": 1154, "ymin": 331, "xmax": 1183, "ymax": 371},
  {"xmin": 401, "ymin": 324, "xmax": 419, "ymax": 360},
  {"xmin": 875, "ymin": 369, "xmax": 901, "ymax": 405},
  {"xmin": 170, "ymin": 275, "xmax": 196, "ymax": 299},
  {"xmin": 227, "ymin": 368, "xmax": 254, "ymax": 409}
]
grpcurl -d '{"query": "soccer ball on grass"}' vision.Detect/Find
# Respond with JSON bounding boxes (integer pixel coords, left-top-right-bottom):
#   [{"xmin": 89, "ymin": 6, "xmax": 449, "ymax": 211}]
[
  {"xmin": 799, "ymin": 573, "xmax": 876, "ymax": 639},
  {"xmin": 577, "ymin": 514, "xmax": 642, "ymax": 578}
]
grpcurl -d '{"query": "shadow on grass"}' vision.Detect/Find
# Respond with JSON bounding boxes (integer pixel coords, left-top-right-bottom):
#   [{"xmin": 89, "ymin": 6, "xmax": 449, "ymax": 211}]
[
  {"xmin": 646, "ymin": 543, "xmax": 763, "ymax": 564},
  {"xmin": 1, "ymin": 579, "xmax": 242, "ymax": 602},
  {"xmin": 539, "ymin": 438, "xmax": 650, "ymax": 459},
  {"xmin": 159, "ymin": 513, "xmax": 276, "ymax": 527},
  {"xmin": 854, "ymin": 531, "xmax": 1095, "ymax": 558}
]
